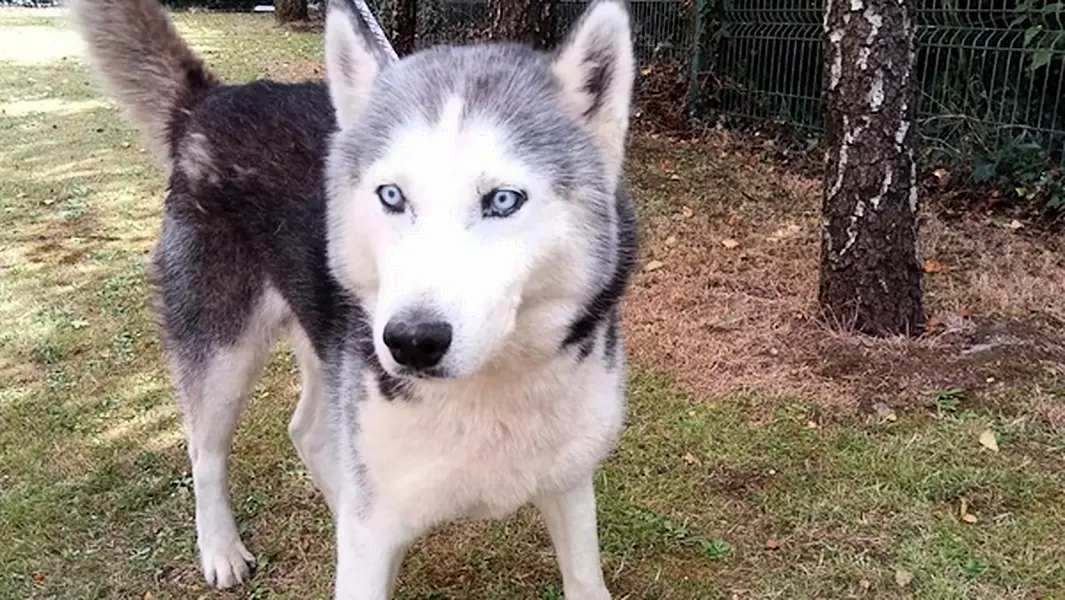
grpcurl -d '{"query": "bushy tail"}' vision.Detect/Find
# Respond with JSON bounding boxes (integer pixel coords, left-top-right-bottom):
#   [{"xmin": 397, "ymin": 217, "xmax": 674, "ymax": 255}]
[{"xmin": 67, "ymin": 0, "xmax": 219, "ymax": 173}]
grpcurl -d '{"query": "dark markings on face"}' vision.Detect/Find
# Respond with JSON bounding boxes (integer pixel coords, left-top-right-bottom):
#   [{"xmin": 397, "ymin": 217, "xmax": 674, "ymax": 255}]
[
  {"xmin": 603, "ymin": 309, "xmax": 620, "ymax": 369},
  {"xmin": 562, "ymin": 185, "xmax": 638, "ymax": 351},
  {"xmin": 353, "ymin": 325, "xmax": 412, "ymax": 401},
  {"xmin": 576, "ymin": 335, "xmax": 596, "ymax": 362}
]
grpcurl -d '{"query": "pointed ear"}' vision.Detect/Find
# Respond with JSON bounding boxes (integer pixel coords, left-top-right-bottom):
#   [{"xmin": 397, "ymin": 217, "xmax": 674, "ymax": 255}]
[
  {"xmin": 325, "ymin": 0, "xmax": 396, "ymax": 129},
  {"xmin": 551, "ymin": 0, "xmax": 635, "ymax": 178}
]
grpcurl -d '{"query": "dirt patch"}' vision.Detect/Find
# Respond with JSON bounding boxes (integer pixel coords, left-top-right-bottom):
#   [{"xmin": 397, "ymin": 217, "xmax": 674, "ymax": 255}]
[
  {"xmin": 623, "ymin": 131, "xmax": 1065, "ymax": 420},
  {"xmin": 265, "ymin": 60, "xmax": 324, "ymax": 83}
]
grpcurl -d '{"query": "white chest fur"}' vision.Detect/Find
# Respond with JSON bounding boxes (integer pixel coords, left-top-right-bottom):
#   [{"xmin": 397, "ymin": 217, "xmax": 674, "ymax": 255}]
[{"xmin": 353, "ymin": 357, "xmax": 626, "ymax": 534}]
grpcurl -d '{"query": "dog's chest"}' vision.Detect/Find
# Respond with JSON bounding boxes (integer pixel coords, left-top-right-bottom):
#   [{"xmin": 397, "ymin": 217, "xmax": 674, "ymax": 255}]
[{"xmin": 356, "ymin": 365, "xmax": 624, "ymax": 527}]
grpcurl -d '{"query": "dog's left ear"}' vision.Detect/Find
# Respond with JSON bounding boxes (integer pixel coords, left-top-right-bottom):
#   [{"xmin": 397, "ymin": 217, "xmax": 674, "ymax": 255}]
[
  {"xmin": 325, "ymin": 0, "xmax": 396, "ymax": 129},
  {"xmin": 551, "ymin": 0, "xmax": 635, "ymax": 180}
]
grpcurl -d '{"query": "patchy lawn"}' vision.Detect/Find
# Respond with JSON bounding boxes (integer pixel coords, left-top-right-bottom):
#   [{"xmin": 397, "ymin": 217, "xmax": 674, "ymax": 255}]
[{"xmin": 1, "ymin": 8, "xmax": 1063, "ymax": 600}]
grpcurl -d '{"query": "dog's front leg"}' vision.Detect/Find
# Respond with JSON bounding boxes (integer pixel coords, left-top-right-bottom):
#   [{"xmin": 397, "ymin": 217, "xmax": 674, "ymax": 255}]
[
  {"xmin": 535, "ymin": 476, "xmax": 612, "ymax": 600},
  {"xmin": 334, "ymin": 498, "xmax": 408, "ymax": 600}
]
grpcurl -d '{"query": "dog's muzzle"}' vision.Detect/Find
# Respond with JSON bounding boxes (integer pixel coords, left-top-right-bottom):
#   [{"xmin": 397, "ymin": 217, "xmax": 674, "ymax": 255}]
[{"xmin": 382, "ymin": 315, "xmax": 452, "ymax": 373}]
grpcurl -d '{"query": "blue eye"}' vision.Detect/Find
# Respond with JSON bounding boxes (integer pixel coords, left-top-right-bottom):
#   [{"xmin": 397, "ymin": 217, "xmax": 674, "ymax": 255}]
[
  {"xmin": 482, "ymin": 188, "xmax": 527, "ymax": 218},
  {"xmin": 376, "ymin": 184, "xmax": 406, "ymax": 213}
]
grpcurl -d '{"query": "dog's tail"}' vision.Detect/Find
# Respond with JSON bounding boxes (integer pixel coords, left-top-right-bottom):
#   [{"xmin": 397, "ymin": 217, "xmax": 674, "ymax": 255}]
[{"xmin": 68, "ymin": 0, "xmax": 220, "ymax": 173}]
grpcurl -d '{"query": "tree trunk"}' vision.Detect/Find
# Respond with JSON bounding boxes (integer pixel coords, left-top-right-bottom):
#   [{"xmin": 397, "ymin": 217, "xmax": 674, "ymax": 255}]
[
  {"xmin": 275, "ymin": 0, "xmax": 308, "ymax": 25},
  {"xmin": 486, "ymin": 0, "xmax": 557, "ymax": 50},
  {"xmin": 819, "ymin": 0, "xmax": 925, "ymax": 337},
  {"xmin": 389, "ymin": 0, "xmax": 417, "ymax": 55}
]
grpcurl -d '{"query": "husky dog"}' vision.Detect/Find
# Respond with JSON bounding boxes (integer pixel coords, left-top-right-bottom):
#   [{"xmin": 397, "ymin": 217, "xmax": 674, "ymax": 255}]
[{"xmin": 68, "ymin": 0, "xmax": 638, "ymax": 596}]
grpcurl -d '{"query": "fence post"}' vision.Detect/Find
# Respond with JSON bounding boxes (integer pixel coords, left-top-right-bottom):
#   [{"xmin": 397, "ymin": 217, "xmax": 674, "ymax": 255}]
[{"xmin": 687, "ymin": 0, "xmax": 707, "ymax": 122}]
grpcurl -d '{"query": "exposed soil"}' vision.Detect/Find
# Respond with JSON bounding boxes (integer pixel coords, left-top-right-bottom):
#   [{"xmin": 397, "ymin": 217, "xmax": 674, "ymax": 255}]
[{"xmin": 622, "ymin": 131, "xmax": 1065, "ymax": 423}]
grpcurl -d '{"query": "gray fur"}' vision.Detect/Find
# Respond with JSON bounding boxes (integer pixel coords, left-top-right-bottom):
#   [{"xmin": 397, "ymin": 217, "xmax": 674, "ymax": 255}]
[{"xmin": 67, "ymin": 0, "xmax": 219, "ymax": 173}]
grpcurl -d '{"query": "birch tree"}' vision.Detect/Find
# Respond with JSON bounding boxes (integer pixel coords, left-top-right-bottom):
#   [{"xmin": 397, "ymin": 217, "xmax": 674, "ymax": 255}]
[{"xmin": 819, "ymin": 0, "xmax": 925, "ymax": 336}]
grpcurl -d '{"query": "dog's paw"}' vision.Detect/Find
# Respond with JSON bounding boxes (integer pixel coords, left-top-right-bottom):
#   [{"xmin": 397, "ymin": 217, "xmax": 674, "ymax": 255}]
[{"xmin": 200, "ymin": 537, "xmax": 256, "ymax": 589}]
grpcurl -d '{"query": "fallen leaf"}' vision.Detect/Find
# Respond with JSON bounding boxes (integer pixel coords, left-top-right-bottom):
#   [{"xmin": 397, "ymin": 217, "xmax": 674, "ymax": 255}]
[
  {"xmin": 1007, "ymin": 219, "xmax": 1023, "ymax": 230},
  {"xmin": 933, "ymin": 167, "xmax": 950, "ymax": 182},
  {"xmin": 32, "ymin": 572, "xmax": 46, "ymax": 585},
  {"xmin": 670, "ymin": 174, "xmax": 682, "ymax": 181},
  {"xmin": 978, "ymin": 429, "xmax": 999, "ymax": 452},
  {"xmin": 721, "ymin": 238, "xmax": 740, "ymax": 249},
  {"xmin": 681, "ymin": 206, "xmax": 694, "ymax": 218},
  {"xmin": 923, "ymin": 259, "xmax": 948, "ymax": 274},
  {"xmin": 767, "ymin": 223, "xmax": 802, "ymax": 243},
  {"xmin": 727, "ymin": 215, "xmax": 740, "ymax": 227},
  {"xmin": 859, "ymin": 578, "xmax": 871, "ymax": 590},
  {"xmin": 895, "ymin": 569, "xmax": 913, "ymax": 587},
  {"xmin": 664, "ymin": 235, "xmax": 678, "ymax": 247},
  {"xmin": 144, "ymin": 593, "xmax": 153, "ymax": 600},
  {"xmin": 959, "ymin": 498, "xmax": 979, "ymax": 524},
  {"xmin": 643, "ymin": 260, "xmax": 665, "ymax": 272},
  {"xmin": 682, "ymin": 451, "xmax": 701, "ymax": 466},
  {"xmin": 765, "ymin": 538, "xmax": 782, "ymax": 550}
]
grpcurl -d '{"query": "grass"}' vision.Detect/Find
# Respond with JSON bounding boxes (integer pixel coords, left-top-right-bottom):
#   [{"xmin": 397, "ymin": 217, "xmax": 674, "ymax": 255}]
[{"xmin": 2, "ymin": 8, "xmax": 1064, "ymax": 600}]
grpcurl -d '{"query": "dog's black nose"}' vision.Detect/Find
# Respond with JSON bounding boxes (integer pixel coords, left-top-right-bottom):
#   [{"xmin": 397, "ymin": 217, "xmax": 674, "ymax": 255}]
[{"xmin": 382, "ymin": 318, "xmax": 452, "ymax": 371}]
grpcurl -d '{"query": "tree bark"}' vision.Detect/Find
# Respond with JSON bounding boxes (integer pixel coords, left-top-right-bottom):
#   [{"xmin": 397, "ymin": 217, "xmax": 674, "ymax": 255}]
[
  {"xmin": 389, "ymin": 0, "xmax": 417, "ymax": 55},
  {"xmin": 275, "ymin": 0, "xmax": 308, "ymax": 25},
  {"xmin": 486, "ymin": 0, "xmax": 557, "ymax": 50},
  {"xmin": 819, "ymin": 0, "xmax": 925, "ymax": 337}
]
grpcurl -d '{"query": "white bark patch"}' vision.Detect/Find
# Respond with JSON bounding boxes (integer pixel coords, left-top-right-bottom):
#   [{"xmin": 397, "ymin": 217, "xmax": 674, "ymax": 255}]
[
  {"xmin": 823, "ymin": 0, "xmax": 834, "ymax": 33},
  {"xmin": 871, "ymin": 168, "xmax": 892, "ymax": 211},
  {"xmin": 857, "ymin": 9, "xmax": 882, "ymax": 70},
  {"xmin": 828, "ymin": 115, "xmax": 850, "ymax": 199},
  {"xmin": 895, "ymin": 109, "xmax": 910, "ymax": 146},
  {"xmin": 840, "ymin": 198, "xmax": 866, "ymax": 257},
  {"xmin": 867, "ymin": 69, "xmax": 885, "ymax": 111},
  {"xmin": 909, "ymin": 158, "xmax": 919, "ymax": 213},
  {"xmin": 851, "ymin": 0, "xmax": 864, "ymax": 10},
  {"xmin": 828, "ymin": 30, "xmax": 845, "ymax": 90}
]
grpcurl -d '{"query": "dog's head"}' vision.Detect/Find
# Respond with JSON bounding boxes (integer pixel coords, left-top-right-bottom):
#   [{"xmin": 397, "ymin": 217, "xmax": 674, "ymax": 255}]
[{"xmin": 324, "ymin": 0, "xmax": 635, "ymax": 379}]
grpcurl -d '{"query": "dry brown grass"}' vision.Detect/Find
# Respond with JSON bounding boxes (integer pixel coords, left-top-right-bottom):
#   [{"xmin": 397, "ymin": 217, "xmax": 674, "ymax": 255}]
[
  {"xmin": 622, "ymin": 131, "xmax": 1065, "ymax": 420},
  {"xmin": 265, "ymin": 59, "xmax": 324, "ymax": 82}
]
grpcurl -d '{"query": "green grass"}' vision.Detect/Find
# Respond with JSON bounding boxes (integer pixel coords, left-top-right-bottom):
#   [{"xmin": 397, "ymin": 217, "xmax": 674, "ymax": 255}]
[{"xmin": 2, "ymin": 9, "xmax": 1064, "ymax": 600}]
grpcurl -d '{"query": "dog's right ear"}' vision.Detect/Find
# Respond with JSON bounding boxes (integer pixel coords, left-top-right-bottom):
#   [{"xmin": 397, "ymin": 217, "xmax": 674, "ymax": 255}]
[{"xmin": 325, "ymin": 0, "xmax": 395, "ymax": 129}]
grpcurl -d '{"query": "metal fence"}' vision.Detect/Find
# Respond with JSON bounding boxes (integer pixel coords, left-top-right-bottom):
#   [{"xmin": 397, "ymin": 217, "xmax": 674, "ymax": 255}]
[
  {"xmin": 366, "ymin": 0, "xmax": 696, "ymax": 62},
  {"xmin": 701, "ymin": 0, "xmax": 1065, "ymax": 164},
  {"xmin": 373, "ymin": 0, "xmax": 1065, "ymax": 164}
]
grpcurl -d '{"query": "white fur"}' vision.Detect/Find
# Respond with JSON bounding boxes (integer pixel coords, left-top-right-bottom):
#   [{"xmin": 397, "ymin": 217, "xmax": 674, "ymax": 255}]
[
  {"xmin": 331, "ymin": 95, "xmax": 598, "ymax": 379},
  {"xmin": 324, "ymin": 3, "xmax": 392, "ymax": 130},
  {"xmin": 178, "ymin": 287, "xmax": 289, "ymax": 589},
  {"xmin": 318, "ymin": 3, "xmax": 634, "ymax": 598},
  {"xmin": 328, "ymin": 345, "xmax": 626, "ymax": 600}
]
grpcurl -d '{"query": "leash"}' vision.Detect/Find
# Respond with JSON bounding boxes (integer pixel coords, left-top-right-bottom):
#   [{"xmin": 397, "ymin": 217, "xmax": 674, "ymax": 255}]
[{"xmin": 349, "ymin": 0, "xmax": 399, "ymax": 61}]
